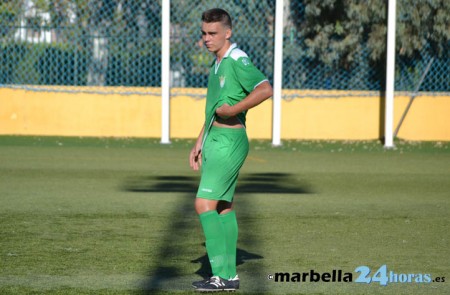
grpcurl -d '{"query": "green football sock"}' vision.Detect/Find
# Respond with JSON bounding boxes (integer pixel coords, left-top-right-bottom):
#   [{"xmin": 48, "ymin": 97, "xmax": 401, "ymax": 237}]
[
  {"xmin": 219, "ymin": 210, "xmax": 238, "ymax": 279},
  {"xmin": 199, "ymin": 210, "xmax": 228, "ymax": 279}
]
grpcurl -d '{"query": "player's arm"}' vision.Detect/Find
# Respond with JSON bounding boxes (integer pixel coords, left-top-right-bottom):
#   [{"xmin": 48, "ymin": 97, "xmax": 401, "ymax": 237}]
[
  {"xmin": 189, "ymin": 125, "xmax": 205, "ymax": 171},
  {"xmin": 216, "ymin": 80, "xmax": 273, "ymax": 118}
]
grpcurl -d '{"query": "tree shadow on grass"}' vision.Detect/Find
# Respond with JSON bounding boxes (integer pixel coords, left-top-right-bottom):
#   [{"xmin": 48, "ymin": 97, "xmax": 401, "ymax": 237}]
[{"xmin": 126, "ymin": 173, "xmax": 313, "ymax": 293}]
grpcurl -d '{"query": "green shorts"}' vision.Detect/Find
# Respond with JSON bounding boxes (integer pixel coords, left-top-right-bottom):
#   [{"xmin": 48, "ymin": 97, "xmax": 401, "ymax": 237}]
[{"xmin": 196, "ymin": 126, "xmax": 249, "ymax": 202}]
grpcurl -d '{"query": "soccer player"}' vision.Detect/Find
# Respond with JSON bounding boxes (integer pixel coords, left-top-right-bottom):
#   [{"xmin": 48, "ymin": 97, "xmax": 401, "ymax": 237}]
[{"xmin": 189, "ymin": 8, "xmax": 273, "ymax": 292}]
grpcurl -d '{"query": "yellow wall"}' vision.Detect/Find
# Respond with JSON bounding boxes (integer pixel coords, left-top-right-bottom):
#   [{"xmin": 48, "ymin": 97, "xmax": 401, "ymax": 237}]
[
  {"xmin": 1, "ymin": 88, "xmax": 161, "ymax": 137},
  {"xmin": 1, "ymin": 87, "xmax": 449, "ymax": 141},
  {"xmin": 393, "ymin": 94, "xmax": 450, "ymax": 141}
]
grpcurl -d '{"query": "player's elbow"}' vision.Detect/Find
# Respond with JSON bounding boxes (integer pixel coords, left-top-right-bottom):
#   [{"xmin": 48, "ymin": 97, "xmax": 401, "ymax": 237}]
[
  {"xmin": 257, "ymin": 81, "xmax": 273, "ymax": 99},
  {"xmin": 267, "ymin": 84, "xmax": 273, "ymax": 98},
  {"xmin": 263, "ymin": 81, "xmax": 273, "ymax": 99}
]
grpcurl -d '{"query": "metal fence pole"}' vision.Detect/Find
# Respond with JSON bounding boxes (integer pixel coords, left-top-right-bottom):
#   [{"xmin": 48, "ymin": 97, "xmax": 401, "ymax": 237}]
[
  {"xmin": 384, "ymin": 0, "xmax": 397, "ymax": 148},
  {"xmin": 161, "ymin": 0, "xmax": 171, "ymax": 144},
  {"xmin": 272, "ymin": 0, "xmax": 284, "ymax": 147}
]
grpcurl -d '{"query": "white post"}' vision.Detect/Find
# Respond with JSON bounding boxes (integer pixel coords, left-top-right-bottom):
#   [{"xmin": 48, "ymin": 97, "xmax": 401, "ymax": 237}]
[
  {"xmin": 384, "ymin": 0, "xmax": 396, "ymax": 148},
  {"xmin": 161, "ymin": 0, "xmax": 171, "ymax": 144},
  {"xmin": 272, "ymin": 0, "xmax": 284, "ymax": 146}
]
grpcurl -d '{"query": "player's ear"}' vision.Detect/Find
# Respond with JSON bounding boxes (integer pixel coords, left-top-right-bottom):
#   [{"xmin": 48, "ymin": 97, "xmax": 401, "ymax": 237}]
[{"xmin": 225, "ymin": 28, "xmax": 232, "ymax": 40}]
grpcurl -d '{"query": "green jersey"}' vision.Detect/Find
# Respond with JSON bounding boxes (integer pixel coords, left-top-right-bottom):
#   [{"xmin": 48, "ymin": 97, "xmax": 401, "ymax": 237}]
[{"xmin": 204, "ymin": 43, "xmax": 268, "ymax": 131}]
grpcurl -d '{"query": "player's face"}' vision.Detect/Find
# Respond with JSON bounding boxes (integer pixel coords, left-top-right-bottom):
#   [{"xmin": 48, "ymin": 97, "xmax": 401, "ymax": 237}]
[{"xmin": 201, "ymin": 22, "xmax": 232, "ymax": 56}]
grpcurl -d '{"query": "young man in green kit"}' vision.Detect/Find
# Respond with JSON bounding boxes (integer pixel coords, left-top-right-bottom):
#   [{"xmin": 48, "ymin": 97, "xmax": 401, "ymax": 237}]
[{"xmin": 189, "ymin": 8, "xmax": 273, "ymax": 292}]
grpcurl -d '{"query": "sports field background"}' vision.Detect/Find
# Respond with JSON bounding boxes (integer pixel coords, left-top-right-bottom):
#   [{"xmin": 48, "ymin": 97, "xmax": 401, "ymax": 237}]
[{"xmin": 1, "ymin": 136, "xmax": 449, "ymax": 294}]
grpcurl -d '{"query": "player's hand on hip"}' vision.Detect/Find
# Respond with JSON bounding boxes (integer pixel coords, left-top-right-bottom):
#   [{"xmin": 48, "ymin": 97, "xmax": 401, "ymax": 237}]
[{"xmin": 216, "ymin": 103, "xmax": 234, "ymax": 119}]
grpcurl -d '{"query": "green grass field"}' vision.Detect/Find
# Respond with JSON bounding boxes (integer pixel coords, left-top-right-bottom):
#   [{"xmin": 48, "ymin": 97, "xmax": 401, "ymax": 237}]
[{"xmin": 1, "ymin": 136, "xmax": 449, "ymax": 295}]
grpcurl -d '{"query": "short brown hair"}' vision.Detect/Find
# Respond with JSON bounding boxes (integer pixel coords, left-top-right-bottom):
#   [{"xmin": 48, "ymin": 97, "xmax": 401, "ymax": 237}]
[{"xmin": 201, "ymin": 8, "xmax": 232, "ymax": 29}]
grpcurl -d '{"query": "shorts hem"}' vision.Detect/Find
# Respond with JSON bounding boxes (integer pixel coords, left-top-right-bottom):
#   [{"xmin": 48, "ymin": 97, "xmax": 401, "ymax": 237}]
[{"xmin": 196, "ymin": 194, "xmax": 233, "ymax": 202}]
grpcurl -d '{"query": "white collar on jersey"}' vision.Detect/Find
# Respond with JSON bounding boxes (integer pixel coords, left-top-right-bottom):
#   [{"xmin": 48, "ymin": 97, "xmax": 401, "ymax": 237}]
[
  {"xmin": 215, "ymin": 43, "xmax": 237, "ymax": 74},
  {"xmin": 223, "ymin": 43, "xmax": 237, "ymax": 58}
]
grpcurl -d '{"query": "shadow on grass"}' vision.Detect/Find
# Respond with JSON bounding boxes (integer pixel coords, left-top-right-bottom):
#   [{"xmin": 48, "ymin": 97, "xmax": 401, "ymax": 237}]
[
  {"xmin": 190, "ymin": 246, "xmax": 264, "ymax": 279},
  {"xmin": 125, "ymin": 173, "xmax": 312, "ymax": 293},
  {"xmin": 123, "ymin": 173, "xmax": 313, "ymax": 195}
]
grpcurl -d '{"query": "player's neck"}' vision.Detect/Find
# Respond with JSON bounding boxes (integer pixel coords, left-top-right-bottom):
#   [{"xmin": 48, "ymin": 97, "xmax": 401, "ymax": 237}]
[{"xmin": 215, "ymin": 41, "xmax": 231, "ymax": 62}]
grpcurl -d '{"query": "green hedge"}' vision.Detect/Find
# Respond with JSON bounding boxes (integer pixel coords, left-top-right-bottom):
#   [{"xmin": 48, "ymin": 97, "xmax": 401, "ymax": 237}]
[
  {"xmin": 36, "ymin": 45, "xmax": 90, "ymax": 85},
  {"xmin": 0, "ymin": 43, "xmax": 89, "ymax": 86},
  {"xmin": 0, "ymin": 43, "xmax": 29, "ymax": 84}
]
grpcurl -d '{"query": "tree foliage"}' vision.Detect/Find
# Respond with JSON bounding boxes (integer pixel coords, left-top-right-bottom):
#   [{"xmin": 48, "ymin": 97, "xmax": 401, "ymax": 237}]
[
  {"xmin": 1, "ymin": 0, "xmax": 447, "ymax": 90},
  {"xmin": 397, "ymin": 0, "xmax": 450, "ymax": 57},
  {"xmin": 291, "ymin": 0, "xmax": 449, "ymax": 68},
  {"xmin": 0, "ymin": 1, "xmax": 22, "ymax": 38}
]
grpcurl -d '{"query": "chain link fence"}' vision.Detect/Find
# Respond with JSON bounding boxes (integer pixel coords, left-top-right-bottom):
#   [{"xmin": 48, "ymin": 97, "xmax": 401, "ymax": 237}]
[{"xmin": 0, "ymin": 0, "xmax": 448, "ymax": 95}]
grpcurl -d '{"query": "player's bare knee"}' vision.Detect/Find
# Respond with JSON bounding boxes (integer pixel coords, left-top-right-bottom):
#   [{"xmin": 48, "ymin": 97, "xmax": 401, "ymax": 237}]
[{"xmin": 195, "ymin": 198, "xmax": 218, "ymax": 215}]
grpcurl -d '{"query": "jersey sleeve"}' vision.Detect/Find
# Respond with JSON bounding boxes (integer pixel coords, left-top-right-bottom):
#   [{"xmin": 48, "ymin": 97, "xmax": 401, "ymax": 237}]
[{"xmin": 233, "ymin": 56, "xmax": 268, "ymax": 94}]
